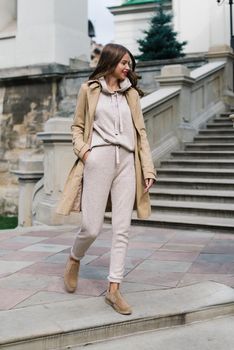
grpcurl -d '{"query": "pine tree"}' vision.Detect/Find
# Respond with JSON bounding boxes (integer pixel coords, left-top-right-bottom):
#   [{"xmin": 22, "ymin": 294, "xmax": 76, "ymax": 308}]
[{"xmin": 137, "ymin": 0, "xmax": 187, "ymax": 61}]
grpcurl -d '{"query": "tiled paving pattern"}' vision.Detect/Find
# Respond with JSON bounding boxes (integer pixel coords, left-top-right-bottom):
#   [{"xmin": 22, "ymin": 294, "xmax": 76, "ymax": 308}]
[{"xmin": 0, "ymin": 224, "xmax": 233, "ymax": 311}]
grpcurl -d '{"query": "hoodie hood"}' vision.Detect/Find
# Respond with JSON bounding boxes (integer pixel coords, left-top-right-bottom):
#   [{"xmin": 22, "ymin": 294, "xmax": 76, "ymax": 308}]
[{"xmin": 98, "ymin": 77, "xmax": 132, "ymax": 94}]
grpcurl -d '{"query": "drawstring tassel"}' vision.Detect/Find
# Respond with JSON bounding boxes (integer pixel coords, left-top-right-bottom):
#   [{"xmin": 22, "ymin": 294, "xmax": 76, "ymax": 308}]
[{"xmin": 116, "ymin": 145, "xmax": 120, "ymax": 164}]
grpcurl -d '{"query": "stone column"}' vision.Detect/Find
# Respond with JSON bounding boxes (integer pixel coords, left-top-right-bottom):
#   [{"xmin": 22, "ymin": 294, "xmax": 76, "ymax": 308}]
[
  {"xmin": 13, "ymin": 152, "xmax": 44, "ymax": 226},
  {"xmin": 206, "ymin": 45, "xmax": 234, "ymax": 105},
  {"xmin": 36, "ymin": 117, "xmax": 80, "ymax": 225},
  {"xmin": 157, "ymin": 64, "xmax": 196, "ymax": 143}
]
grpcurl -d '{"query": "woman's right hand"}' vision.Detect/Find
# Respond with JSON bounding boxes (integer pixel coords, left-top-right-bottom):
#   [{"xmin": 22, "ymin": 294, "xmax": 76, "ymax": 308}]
[{"xmin": 82, "ymin": 150, "xmax": 90, "ymax": 163}]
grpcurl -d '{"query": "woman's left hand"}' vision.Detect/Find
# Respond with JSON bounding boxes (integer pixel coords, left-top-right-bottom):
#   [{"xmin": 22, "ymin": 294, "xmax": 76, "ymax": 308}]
[{"xmin": 144, "ymin": 178, "xmax": 154, "ymax": 193}]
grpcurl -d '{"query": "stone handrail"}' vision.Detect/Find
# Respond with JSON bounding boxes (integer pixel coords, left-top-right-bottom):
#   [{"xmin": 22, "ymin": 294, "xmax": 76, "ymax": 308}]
[{"xmin": 143, "ymin": 58, "xmax": 230, "ymax": 165}]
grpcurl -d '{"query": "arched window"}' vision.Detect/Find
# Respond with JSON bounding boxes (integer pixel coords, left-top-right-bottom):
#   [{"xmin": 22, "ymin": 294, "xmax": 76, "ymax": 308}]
[{"xmin": 0, "ymin": 0, "xmax": 17, "ymax": 39}]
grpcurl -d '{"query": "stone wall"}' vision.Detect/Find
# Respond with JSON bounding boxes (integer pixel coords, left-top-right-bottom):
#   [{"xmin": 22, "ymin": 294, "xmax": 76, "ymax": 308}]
[{"xmin": 0, "ymin": 65, "xmax": 65, "ymax": 215}]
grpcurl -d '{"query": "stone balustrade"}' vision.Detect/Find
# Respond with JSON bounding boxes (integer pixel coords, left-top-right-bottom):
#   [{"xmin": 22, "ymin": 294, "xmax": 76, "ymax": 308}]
[{"xmin": 144, "ymin": 45, "xmax": 233, "ymax": 165}]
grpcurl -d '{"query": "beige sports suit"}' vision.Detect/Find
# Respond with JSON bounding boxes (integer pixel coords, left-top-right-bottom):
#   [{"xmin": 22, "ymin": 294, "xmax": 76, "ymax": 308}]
[
  {"xmin": 71, "ymin": 78, "xmax": 136, "ymax": 283},
  {"xmin": 57, "ymin": 77, "xmax": 156, "ymax": 283}
]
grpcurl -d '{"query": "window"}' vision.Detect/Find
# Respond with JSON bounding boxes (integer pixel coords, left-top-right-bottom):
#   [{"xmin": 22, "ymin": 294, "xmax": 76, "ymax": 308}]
[{"xmin": 0, "ymin": 0, "xmax": 17, "ymax": 39}]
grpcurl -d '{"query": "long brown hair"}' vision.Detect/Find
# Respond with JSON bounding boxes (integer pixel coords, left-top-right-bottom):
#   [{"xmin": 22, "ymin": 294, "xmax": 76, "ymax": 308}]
[{"xmin": 89, "ymin": 43, "xmax": 144, "ymax": 97}]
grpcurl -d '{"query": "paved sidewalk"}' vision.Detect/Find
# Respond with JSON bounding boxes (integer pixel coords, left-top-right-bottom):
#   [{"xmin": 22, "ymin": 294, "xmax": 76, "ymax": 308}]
[{"xmin": 0, "ymin": 224, "xmax": 234, "ymax": 311}]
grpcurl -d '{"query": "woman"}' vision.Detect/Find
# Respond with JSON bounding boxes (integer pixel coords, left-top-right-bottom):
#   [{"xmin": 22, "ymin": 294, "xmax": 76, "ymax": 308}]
[{"xmin": 57, "ymin": 43, "xmax": 156, "ymax": 315}]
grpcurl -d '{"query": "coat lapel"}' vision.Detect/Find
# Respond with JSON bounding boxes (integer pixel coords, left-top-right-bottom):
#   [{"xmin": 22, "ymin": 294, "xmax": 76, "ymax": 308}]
[
  {"xmin": 87, "ymin": 83, "xmax": 101, "ymax": 125},
  {"xmin": 125, "ymin": 90, "xmax": 140, "ymax": 132}
]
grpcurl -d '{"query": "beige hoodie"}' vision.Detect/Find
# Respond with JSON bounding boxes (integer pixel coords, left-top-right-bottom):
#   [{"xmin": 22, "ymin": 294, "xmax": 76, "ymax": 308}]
[{"xmin": 90, "ymin": 77, "xmax": 135, "ymax": 163}]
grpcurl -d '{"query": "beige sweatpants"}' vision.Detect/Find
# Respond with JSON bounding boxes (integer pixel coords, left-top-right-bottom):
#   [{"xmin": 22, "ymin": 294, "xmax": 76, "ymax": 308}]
[{"xmin": 71, "ymin": 145, "xmax": 136, "ymax": 283}]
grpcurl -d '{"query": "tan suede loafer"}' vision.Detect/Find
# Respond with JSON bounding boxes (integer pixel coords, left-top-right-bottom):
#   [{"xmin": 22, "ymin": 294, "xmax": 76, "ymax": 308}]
[
  {"xmin": 64, "ymin": 256, "xmax": 80, "ymax": 293},
  {"xmin": 105, "ymin": 289, "xmax": 132, "ymax": 315}
]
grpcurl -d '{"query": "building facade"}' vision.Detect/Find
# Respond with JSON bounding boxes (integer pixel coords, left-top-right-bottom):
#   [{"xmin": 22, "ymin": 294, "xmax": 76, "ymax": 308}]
[
  {"xmin": 109, "ymin": 0, "xmax": 232, "ymax": 56},
  {"xmin": 0, "ymin": 0, "xmax": 90, "ymax": 69}
]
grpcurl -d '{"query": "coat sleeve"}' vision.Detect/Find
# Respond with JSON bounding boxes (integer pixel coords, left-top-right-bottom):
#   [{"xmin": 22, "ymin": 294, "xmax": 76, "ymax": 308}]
[
  {"xmin": 71, "ymin": 84, "xmax": 90, "ymax": 159},
  {"xmin": 135, "ymin": 94, "xmax": 157, "ymax": 181}
]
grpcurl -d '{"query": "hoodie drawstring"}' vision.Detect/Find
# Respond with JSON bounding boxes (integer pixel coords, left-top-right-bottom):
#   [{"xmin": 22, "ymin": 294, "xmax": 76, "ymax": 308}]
[
  {"xmin": 117, "ymin": 94, "xmax": 123, "ymax": 133},
  {"xmin": 112, "ymin": 93, "xmax": 123, "ymax": 165}
]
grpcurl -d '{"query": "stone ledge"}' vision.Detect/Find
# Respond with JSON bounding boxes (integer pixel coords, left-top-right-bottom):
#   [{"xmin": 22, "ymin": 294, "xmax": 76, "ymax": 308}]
[{"xmin": 0, "ymin": 281, "xmax": 234, "ymax": 349}]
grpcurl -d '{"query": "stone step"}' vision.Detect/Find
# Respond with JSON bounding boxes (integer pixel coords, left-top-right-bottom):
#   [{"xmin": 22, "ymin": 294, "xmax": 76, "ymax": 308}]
[
  {"xmin": 1, "ymin": 282, "xmax": 233, "ymax": 349},
  {"xmin": 129, "ymin": 212, "xmax": 234, "ymax": 231},
  {"xmin": 194, "ymin": 135, "xmax": 234, "ymax": 143},
  {"xmin": 157, "ymin": 168, "xmax": 234, "ymax": 178},
  {"xmin": 155, "ymin": 177, "xmax": 234, "ymax": 190},
  {"xmin": 150, "ymin": 187, "xmax": 234, "ymax": 203},
  {"xmin": 150, "ymin": 199, "xmax": 234, "ymax": 218},
  {"xmin": 75, "ymin": 316, "xmax": 234, "ymax": 350},
  {"xmin": 220, "ymin": 112, "xmax": 233, "ymax": 117},
  {"xmin": 206, "ymin": 122, "xmax": 233, "ymax": 128},
  {"xmin": 171, "ymin": 150, "xmax": 234, "ymax": 159},
  {"xmin": 184, "ymin": 143, "xmax": 234, "ymax": 151},
  {"xmin": 160, "ymin": 159, "xmax": 234, "ymax": 168},
  {"xmin": 212, "ymin": 117, "xmax": 233, "ymax": 124},
  {"xmin": 199, "ymin": 129, "xmax": 234, "ymax": 135}
]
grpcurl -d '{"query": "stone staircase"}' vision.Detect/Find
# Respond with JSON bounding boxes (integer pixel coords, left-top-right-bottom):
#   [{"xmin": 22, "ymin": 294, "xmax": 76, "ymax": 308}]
[{"xmin": 137, "ymin": 111, "xmax": 234, "ymax": 231}]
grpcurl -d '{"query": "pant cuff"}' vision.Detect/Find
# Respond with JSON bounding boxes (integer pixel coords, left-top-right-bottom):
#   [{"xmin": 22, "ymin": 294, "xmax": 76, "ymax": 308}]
[
  {"xmin": 107, "ymin": 276, "xmax": 123, "ymax": 284},
  {"xmin": 70, "ymin": 249, "xmax": 83, "ymax": 262}
]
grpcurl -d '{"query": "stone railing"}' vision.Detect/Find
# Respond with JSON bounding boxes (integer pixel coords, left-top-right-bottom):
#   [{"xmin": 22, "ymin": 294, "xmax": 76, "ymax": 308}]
[
  {"xmin": 145, "ymin": 50, "xmax": 232, "ymax": 164},
  {"xmin": 15, "ymin": 45, "xmax": 234, "ymax": 226}
]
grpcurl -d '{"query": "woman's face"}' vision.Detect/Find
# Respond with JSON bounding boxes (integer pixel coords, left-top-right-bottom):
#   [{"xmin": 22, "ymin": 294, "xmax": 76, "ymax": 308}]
[{"xmin": 112, "ymin": 53, "xmax": 132, "ymax": 81}]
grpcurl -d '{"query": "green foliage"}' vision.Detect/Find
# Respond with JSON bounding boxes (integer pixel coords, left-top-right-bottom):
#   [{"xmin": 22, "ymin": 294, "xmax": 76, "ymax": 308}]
[
  {"xmin": 137, "ymin": 0, "xmax": 187, "ymax": 61},
  {"xmin": 0, "ymin": 216, "xmax": 18, "ymax": 230}
]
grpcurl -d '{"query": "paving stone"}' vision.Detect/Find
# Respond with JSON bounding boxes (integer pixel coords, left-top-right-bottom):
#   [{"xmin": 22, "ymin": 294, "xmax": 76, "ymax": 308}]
[
  {"xmin": 74, "ymin": 278, "xmax": 107, "ymax": 296},
  {"xmin": 46, "ymin": 277, "xmax": 107, "ymax": 297},
  {"xmin": 128, "ymin": 241, "xmax": 163, "ymax": 249},
  {"xmin": 197, "ymin": 253, "xmax": 234, "ymax": 263},
  {"xmin": 121, "ymin": 281, "xmax": 169, "ymax": 294},
  {"xmin": 214, "ymin": 233, "xmax": 234, "ymax": 240},
  {"xmin": 22, "ymin": 230, "xmax": 63, "ymax": 237},
  {"xmin": 4, "ymin": 236, "xmax": 46, "ymax": 244},
  {"xmin": 0, "ymin": 273, "xmax": 61, "ymax": 290},
  {"xmin": 18, "ymin": 262, "xmax": 65, "ymax": 276},
  {"xmin": 178, "ymin": 273, "xmax": 234, "ymax": 288},
  {"xmin": 0, "ymin": 288, "xmax": 36, "ymax": 310},
  {"xmin": 188, "ymin": 261, "xmax": 224, "ymax": 274},
  {"xmin": 92, "ymin": 240, "xmax": 112, "ymax": 248},
  {"xmin": 0, "ymin": 231, "xmax": 19, "ymax": 240},
  {"xmin": 127, "ymin": 248, "xmax": 155, "ymax": 258},
  {"xmin": 85, "ymin": 246, "xmax": 110, "ymax": 256},
  {"xmin": 170, "ymin": 235, "xmax": 214, "ymax": 244},
  {"xmin": 202, "ymin": 240, "xmax": 234, "ymax": 254},
  {"xmin": 15, "ymin": 291, "xmax": 80, "ymax": 308},
  {"xmin": 55, "ymin": 232, "xmax": 77, "ymax": 239},
  {"xmin": 125, "ymin": 269, "xmax": 184, "ymax": 288},
  {"xmin": 44, "ymin": 253, "xmax": 69, "ymax": 264},
  {"xmin": 41, "ymin": 237, "xmax": 75, "ymax": 245},
  {"xmin": 161, "ymin": 243, "xmax": 205, "ymax": 252},
  {"xmin": 81, "ymin": 255, "xmax": 99, "ymax": 265},
  {"xmin": 0, "ymin": 260, "xmax": 34, "ymax": 274},
  {"xmin": 21, "ymin": 243, "xmax": 70, "ymax": 253},
  {"xmin": 131, "ymin": 233, "xmax": 173, "ymax": 243},
  {"xmin": 0, "ymin": 249, "xmax": 12, "ymax": 257},
  {"xmin": 149, "ymin": 251, "xmax": 200, "ymax": 262},
  {"xmin": 135, "ymin": 259, "xmax": 192, "ymax": 273},
  {"xmin": 89, "ymin": 254, "xmax": 143, "ymax": 270},
  {"xmin": 2, "ymin": 251, "xmax": 53, "ymax": 262},
  {"xmin": 0, "ymin": 241, "xmax": 33, "ymax": 250},
  {"xmin": 79, "ymin": 265, "xmax": 110, "ymax": 280}
]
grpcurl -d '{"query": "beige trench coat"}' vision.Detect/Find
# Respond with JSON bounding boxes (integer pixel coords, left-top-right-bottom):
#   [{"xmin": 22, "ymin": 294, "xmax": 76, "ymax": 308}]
[{"xmin": 56, "ymin": 81, "xmax": 156, "ymax": 219}]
